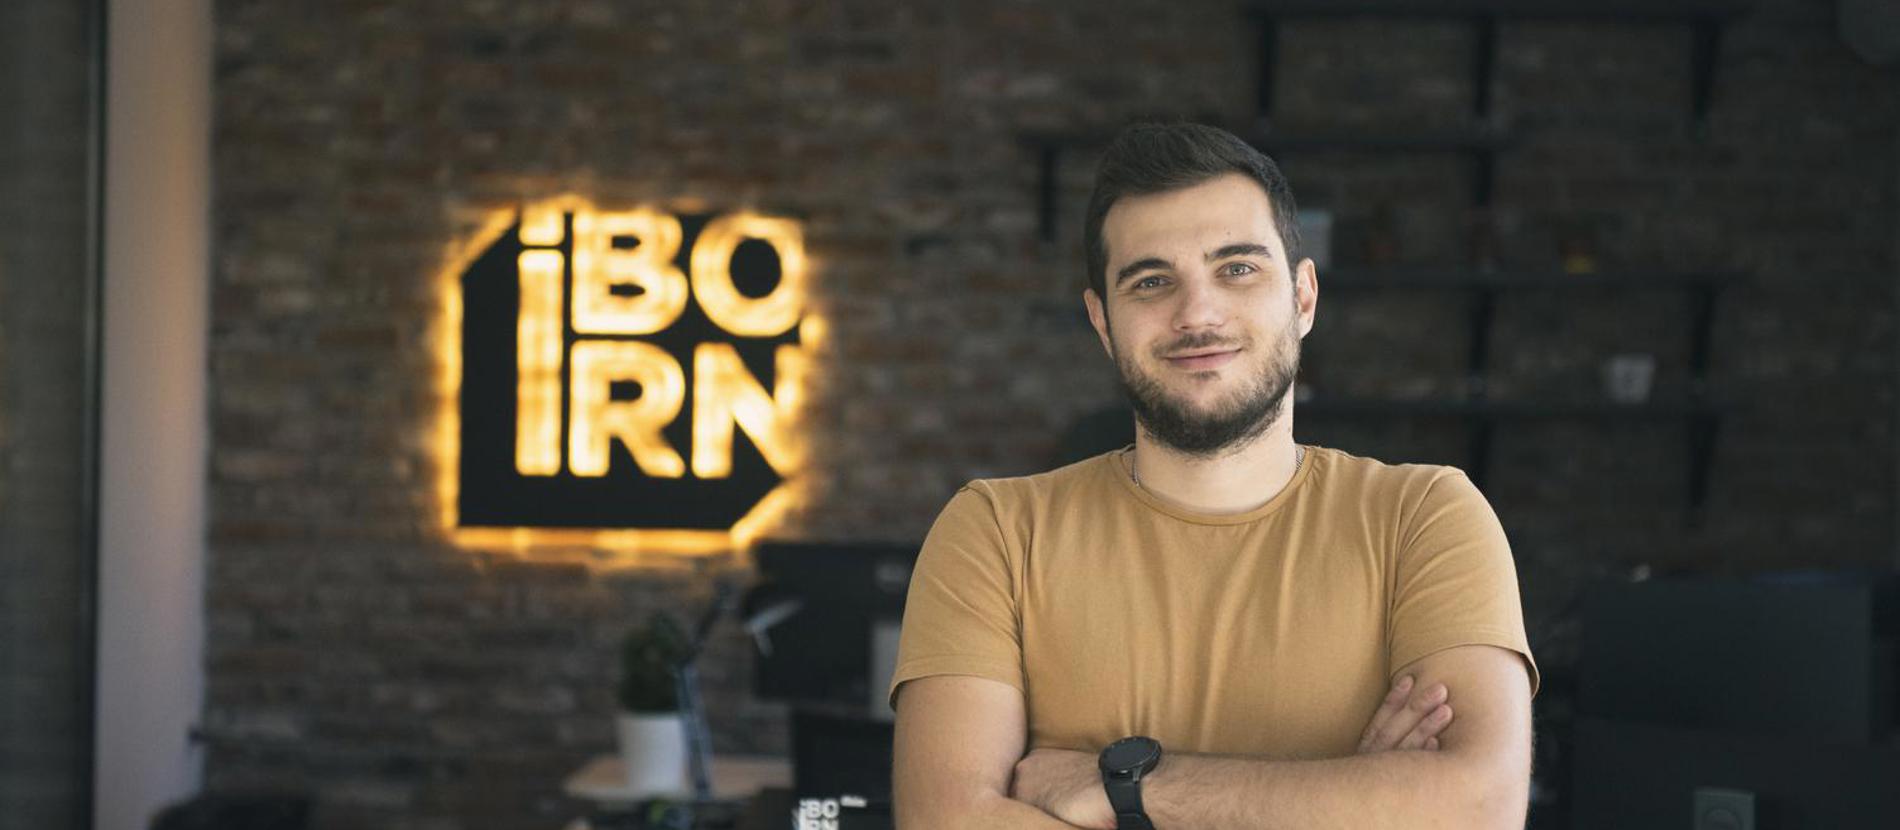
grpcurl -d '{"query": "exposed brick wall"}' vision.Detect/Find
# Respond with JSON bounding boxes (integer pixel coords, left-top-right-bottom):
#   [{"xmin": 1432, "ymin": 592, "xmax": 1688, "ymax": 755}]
[{"xmin": 207, "ymin": 1, "xmax": 1897, "ymax": 827}]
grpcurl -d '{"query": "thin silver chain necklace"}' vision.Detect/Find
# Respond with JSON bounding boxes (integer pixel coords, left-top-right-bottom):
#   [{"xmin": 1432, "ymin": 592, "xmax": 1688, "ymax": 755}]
[{"xmin": 1131, "ymin": 445, "xmax": 1305, "ymax": 489}]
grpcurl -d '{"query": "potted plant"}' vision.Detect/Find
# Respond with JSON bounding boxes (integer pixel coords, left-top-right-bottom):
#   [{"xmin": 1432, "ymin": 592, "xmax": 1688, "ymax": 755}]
[{"xmin": 616, "ymin": 612, "xmax": 690, "ymax": 793}]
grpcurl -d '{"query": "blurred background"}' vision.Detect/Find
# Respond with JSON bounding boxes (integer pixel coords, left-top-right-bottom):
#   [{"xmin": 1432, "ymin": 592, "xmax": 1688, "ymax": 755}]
[{"xmin": 3, "ymin": 0, "xmax": 1897, "ymax": 829}]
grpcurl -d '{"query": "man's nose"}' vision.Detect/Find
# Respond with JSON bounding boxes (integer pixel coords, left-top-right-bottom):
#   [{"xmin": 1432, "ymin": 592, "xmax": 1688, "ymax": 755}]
[{"xmin": 1172, "ymin": 275, "xmax": 1226, "ymax": 330}]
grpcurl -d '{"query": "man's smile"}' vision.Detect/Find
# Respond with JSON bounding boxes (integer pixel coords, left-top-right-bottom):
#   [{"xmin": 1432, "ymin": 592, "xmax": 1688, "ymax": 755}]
[{"xmin": 1163, "ymin": 347, "xmax": 1242, "ymax": 371}]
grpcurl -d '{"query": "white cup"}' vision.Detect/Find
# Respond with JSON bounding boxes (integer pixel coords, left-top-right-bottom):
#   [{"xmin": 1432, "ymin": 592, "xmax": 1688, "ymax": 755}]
[{"xmin": 1602, "ymin": 353, "xmax": 1657, "ymax": 404}]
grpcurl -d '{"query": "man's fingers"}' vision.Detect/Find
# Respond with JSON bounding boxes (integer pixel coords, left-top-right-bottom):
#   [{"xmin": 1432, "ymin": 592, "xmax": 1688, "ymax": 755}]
[
  {"xmin": 1359, "ymin": 680, "xmax": 1448, "ymax": 752},
  {"xmin": 1356, "ymin": 675, "xmax": 1415, "ymax": 750},
  {"xmin": 1396, "ymin": 704, "xmax": 1453, "ymax": 750}
]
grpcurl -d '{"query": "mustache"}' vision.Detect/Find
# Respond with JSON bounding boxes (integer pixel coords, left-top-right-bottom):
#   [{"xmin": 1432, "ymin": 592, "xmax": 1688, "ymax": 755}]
[{"xmin": 1152, "ymin": 331, "xmax": 1249, "ymax": 357}]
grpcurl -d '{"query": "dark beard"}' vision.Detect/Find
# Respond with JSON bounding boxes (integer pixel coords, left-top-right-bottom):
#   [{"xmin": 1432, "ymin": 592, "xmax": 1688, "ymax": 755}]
[{"xmin": 1115, "ymin": 332, "xmax": 1299, "ymax": 458}]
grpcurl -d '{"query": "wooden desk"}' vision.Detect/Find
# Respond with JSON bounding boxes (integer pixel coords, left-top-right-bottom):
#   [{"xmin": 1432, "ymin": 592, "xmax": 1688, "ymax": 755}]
[{"xmin": 563, "ymin": 754, "xmax": 792, "ymax": 804}]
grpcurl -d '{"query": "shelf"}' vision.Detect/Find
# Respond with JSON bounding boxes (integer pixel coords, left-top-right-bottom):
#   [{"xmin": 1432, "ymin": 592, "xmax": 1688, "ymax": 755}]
[
  {"xmin": 1241, "ymin": 1, "xmax": 1752, "ymax": 22},
  {"xmin": 1019, "ymin": 125, "xmax": 1515, "ymax": 241},
  {"xmin": 1299, "ymin": 395, "xmax": 1732, "ymax": 521},
  {"xmin": 1245, "ymin": 1, "xmax": 1751, "ymax": 130},
  {"xmin": 1018, "ymin": 3, "xmax": 1754, "ymax": 238},
  {"xmin": 1318, "ymin": 268, "xmax": 1748, "ymax": 290},
  {"xmin": 1247, "ymin": 126, "xmax": 1516, "ymax": 154},
  {"xmin": 1307, "ymin": 271, "xmax": 1734, "ymax": 455},
  {"xmin": 1019, "ymin": 125, "xmax": 1513, "ymax": 154},
  {"xmin": 1019, "ymin": 3, "xmax": 1752, "ymax": 523},
  {"xmin": 1298, "ymin": 397, "xmax": 1734, "ymax": 421}
]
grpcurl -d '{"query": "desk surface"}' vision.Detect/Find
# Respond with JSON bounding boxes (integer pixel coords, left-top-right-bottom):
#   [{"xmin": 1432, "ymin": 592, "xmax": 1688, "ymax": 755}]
[{"xmin": 563, "ymin": 754, "xmax": 792, "ymax": 804}]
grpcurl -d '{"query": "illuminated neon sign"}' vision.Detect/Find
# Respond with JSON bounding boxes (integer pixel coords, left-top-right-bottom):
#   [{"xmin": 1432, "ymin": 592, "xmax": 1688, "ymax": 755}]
[{"xmin": 452, "ymin": 199, "xmax": 810, "ymax": 541}]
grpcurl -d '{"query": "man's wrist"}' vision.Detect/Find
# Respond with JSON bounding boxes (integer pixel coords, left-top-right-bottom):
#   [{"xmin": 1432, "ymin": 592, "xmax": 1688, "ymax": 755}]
[{"xmin": 1099, "ymin": 736, "xmax": 1163, "ymax": 829}]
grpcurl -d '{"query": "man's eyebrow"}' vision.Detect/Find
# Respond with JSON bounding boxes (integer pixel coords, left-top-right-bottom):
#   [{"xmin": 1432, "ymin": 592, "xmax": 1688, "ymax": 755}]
[
  {"xmin": 1208, "ymin": 243, "xmax": 1274, "ymax": 262},
  {"xmin": 1113, "ymin": 244, "xmax": 1276, "ymax": 288},
  {"xmin": 1114, "ymin": 257, "xmax": 1173, "ymax": 287}
]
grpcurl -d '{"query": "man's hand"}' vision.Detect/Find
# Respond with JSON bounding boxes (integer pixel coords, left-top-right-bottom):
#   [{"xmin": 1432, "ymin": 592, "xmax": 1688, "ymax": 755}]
[
  {"xmin": 1357, "ymin": 673, "xmax": 1454, "ymax": 753},
  {"xmin": 1009, "ymin": 748, "xmax": 1114, "ymax": 830}
]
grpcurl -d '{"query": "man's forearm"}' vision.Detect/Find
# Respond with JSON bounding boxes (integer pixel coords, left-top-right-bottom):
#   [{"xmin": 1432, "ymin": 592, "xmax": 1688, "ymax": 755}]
[
  {"xmin": 1142, "ymin": 749, "xmax": 1521, "ymax": 830},
  {"xmin": 903, "ymin": 791, "xmax": 1089, "ymax": 830}
]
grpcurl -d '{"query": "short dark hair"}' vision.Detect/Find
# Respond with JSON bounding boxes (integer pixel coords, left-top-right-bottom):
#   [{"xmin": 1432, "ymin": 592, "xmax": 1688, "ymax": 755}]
[{"xmin": 1083, "ymin": 122, "xmax": 1301, "ymax": 302}]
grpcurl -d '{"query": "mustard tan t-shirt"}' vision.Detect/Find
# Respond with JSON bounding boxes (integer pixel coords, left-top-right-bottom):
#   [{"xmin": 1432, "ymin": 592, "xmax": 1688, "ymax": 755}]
[{"xmin": 889, "ymin": 444, "xmax": 1538, "ymax": 760}]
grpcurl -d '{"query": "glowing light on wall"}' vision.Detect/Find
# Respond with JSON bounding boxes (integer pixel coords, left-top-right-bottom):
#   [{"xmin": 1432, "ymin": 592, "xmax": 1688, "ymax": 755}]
[
  {"xmin": 568, "ymin": 340, "xmax": 687, "ymax": 479},
  {"xmin": 691, "ymin": 213, "xmax": 807, "ymax": 337},
  {"xmin": 515, "ymin": 249, "xmax": 565, "ymax": 476},
  {"xmin": 434, "ymin": 196, "xmax": 818, "ymax": 562},
  {"xmin": 571, "ymin": 208, "xmax": 690, "ymax": 336},
  {"xmin": 691, "ymin": 342, "xmax": 806, "ymax": 479},
  {"xmin": 519, "ymin": 205, "xmax": 566, "ymax": 247}
]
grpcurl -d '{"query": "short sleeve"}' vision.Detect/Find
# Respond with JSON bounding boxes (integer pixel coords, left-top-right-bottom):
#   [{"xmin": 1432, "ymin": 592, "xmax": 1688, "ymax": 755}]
[
  {"xmin": 886, "ymin": 485, "xmax": 1025, "ymax": 708},
  {"xmin": 1388, "ymin": 470, "xmax": 1540, "ymax": 697}
]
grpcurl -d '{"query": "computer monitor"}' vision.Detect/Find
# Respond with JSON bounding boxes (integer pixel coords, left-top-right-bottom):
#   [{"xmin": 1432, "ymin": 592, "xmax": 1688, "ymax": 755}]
[{"xmin": 749, "ymin": 540, "xmax": 918, "ymax": 714}]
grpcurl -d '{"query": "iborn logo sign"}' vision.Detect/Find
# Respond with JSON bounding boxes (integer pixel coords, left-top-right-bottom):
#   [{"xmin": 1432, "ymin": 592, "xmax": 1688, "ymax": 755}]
[{"xmin": 458, "ymin": 200, "xmax": 808, "ymax": 532}]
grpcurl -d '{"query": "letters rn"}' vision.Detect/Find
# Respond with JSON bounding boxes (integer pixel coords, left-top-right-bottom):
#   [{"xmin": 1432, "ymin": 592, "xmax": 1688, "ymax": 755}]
[{"xmin": 511, "ymin": 203, "xmax": 809, "ymax": 483}]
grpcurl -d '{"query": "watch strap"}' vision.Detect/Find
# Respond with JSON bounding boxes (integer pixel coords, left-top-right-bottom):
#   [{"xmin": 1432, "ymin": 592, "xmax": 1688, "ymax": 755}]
[{"xmin": 1104, "ymin": 771, "xmax": 1153, "ymax": 830}]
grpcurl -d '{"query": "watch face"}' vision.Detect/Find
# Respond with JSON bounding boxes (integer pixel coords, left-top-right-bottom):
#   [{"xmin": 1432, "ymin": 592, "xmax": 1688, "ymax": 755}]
[{"xmin": 1100, "ymin": 736, "xmax": 1162, "ymax": 775}]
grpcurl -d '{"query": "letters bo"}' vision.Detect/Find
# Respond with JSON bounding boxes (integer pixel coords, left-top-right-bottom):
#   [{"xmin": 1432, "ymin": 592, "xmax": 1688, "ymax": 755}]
[{"xmin": 458, "ymin": 202, "xmax": 808, "ymax": 531}]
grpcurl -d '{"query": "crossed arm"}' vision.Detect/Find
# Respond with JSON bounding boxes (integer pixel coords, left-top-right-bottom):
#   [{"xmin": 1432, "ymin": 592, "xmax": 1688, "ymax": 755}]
[{"xmin": 892, "ymin": 644, "xmax": 1533, "ymax": 830}]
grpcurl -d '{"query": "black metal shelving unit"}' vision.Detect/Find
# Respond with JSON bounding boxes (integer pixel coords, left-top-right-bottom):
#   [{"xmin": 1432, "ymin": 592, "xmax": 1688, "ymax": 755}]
[
  {"xmin": 1022, "ymin": 125, "xmax": 1517, "ymax": 232},
  {"xmin": 1023, "ymin": 1, "xmax": 1754, "ymax": 521},
  {"xmin": 1312, "ymin": 268, "xmax": 1745, "ymax": 515},
  {"xmin": 1026, "ymin": 0, "xmax": 1751, "ymax": 242},
  {"xmin": 1243, "ymin": 0, "xmax": 1753, "ymax": 126}
]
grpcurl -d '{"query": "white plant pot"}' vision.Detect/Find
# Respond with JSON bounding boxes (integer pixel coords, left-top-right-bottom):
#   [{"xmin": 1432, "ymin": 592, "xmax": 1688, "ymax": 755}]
[{"xmin": 616, "ymin": 711, "xmax": 688, "ymax": 795}]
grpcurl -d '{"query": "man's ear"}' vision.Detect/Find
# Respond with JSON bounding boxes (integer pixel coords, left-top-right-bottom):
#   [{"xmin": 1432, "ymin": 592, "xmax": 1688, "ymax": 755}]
[
  {"xmin": 1083, "ymin": 288, "xmax": 1115, "ymax": 358},
  {"xmin": 1294, "ymin": 256, "xmax": 1319, "ymax": 339}
]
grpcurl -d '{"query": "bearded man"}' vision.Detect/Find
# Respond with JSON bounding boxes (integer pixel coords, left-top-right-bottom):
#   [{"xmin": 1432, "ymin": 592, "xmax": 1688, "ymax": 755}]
[{"xmin": 889, "ymin": 122, "xmax": 1538, "ymax": 830}]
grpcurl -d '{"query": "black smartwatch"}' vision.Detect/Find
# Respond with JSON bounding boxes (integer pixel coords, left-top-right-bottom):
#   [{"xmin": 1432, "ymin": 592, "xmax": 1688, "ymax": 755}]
[{"xmin": 1098, "ymin": 735, "xmax": 1163, "ymax": 830}]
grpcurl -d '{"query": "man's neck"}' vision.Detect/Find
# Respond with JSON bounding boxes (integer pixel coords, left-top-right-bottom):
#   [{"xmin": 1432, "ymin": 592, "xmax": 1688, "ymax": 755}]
[{"xmin": 1130, "ymin": 403, "xmax": 1301, "ymax": 515}]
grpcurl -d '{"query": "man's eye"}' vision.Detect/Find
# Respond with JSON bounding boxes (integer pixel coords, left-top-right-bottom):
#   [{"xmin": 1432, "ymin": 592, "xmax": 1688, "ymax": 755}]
[
  {"xmin": 1134, "ymin": 276, "xmax": 1165, "ymax": 290},
  {"xmin": 1223, "ymin": 262, "xmax": 1257, "ymax": 277}
]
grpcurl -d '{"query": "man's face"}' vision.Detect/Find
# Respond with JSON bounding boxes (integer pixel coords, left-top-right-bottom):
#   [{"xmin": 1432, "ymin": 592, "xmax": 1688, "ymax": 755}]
[{"xmin": 1084, "ymin": 172, "xmax": 1317, "ymax": 457}]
